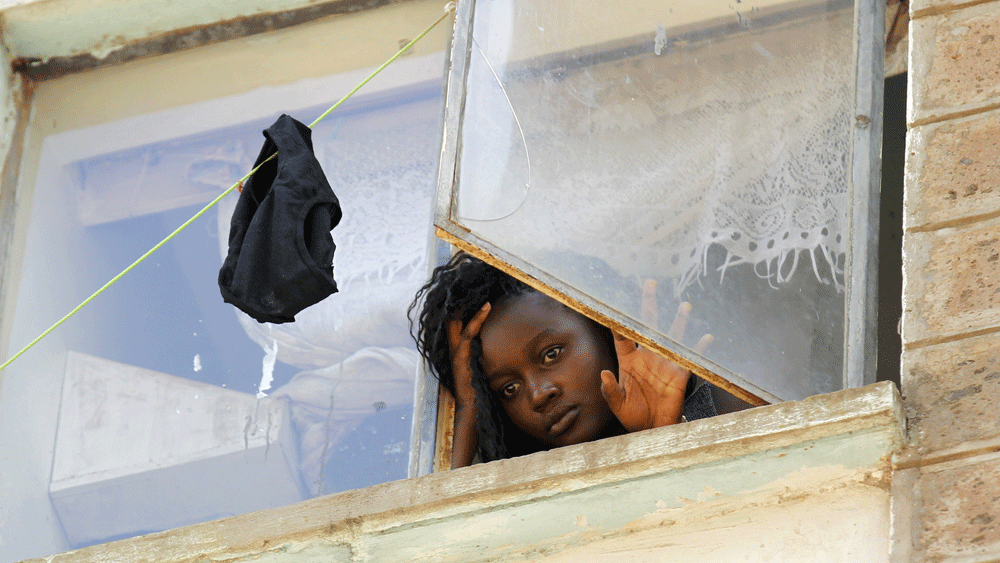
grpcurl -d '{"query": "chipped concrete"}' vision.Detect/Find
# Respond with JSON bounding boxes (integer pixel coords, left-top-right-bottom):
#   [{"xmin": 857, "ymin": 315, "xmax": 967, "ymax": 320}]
[
  {"xmin": 0, "ymin": 0, "xmax": 416, "ymax": 79},
  {"xmin": 534, "ymin": 484, "xmax": 888, "ymax": 563}
]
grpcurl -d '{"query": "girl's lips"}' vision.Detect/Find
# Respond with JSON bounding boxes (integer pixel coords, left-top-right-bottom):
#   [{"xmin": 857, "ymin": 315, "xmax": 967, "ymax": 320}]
[{"xmin": 549, "ymin": 406, "xmax": 579, "ymax": 437}]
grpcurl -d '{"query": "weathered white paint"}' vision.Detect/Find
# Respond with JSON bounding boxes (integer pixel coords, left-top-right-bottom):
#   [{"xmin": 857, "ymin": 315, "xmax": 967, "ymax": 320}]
[
  {"xmin": 25, "ymin": 382, "xmax": 904, "ymax": 563},
  {"xmin": 0, "ymin": 10, "xmax": 25, "ymax": 389},
  {"xmin": 0, "ymin": 0, "xmax": 378, "ymax": 62},
  {"xmin": 0, "ymin": 0, "xmax": 813, "ymax": 65},
  {"xmin": 533, "ymin": 484, "xmax": 888, "ymax": 563}
]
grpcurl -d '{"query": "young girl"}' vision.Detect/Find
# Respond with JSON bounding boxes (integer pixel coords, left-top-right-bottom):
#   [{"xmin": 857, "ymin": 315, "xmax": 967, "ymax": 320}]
[{"xmin": 409, "ymin": 252, "xmax": 716, "ymax": 468}]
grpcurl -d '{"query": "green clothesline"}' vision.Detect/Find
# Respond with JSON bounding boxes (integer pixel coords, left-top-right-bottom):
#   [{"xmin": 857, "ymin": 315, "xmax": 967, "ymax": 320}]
[{"xmin": 0, "ymin": 4, "xmax": 455, "ymax": 373}]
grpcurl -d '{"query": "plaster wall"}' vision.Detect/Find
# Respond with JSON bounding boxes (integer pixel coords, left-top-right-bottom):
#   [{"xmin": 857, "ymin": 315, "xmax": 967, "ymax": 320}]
[
  {"xmin": 0, "ymin": 0, "xmax": 418, "ymax": 62},
  {"xmin": 0, "ymin": 29, "xmax": 23, "ymax": 360}
]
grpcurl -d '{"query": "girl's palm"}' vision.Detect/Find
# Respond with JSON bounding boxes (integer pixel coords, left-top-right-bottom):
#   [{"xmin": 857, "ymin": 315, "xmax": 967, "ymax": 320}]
[{"xmin": 600, "ymin": 283, "xmax": 712, "ymax": 432}]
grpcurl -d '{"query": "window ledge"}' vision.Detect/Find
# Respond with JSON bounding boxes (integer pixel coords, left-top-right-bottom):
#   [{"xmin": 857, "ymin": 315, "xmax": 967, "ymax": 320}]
[{"xmin": 33, "ymin": 381, "xmax": 904, "ymax": 563}]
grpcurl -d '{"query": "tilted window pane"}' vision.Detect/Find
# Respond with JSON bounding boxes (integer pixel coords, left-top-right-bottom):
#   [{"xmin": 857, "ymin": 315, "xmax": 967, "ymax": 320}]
[{"xmin": 440, "ymin": 0, "xmax": 879, "ymax": 402}]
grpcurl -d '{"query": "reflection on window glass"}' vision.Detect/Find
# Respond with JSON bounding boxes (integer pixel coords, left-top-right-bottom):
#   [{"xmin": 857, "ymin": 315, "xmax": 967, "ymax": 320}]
[
  {"xmin": 451, "ymin": 0, "xmax": 856, "ymax": 401},
  {"xmin": 2, "ymin": 85, "xmax": 441, "ymax": 555}
]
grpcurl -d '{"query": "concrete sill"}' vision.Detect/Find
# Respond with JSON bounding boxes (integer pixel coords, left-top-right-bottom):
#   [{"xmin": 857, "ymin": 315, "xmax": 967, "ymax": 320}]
[{"xmin": 31, "ymin": 381, "xmax": 905, "ymax": 563}]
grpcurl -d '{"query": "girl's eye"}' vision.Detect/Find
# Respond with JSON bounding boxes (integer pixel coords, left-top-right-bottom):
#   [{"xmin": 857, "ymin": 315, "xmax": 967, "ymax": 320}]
[
  {"xmin": 501, "ymin": 382, "xmax": 520, "ymax": 398},
  {"xmin": 542, "ymin": 346, "xmax": 563, "ymax": 364}
]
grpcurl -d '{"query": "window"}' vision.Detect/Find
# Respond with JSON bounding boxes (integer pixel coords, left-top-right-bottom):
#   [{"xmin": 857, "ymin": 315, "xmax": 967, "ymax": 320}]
[
  {"xmin": 0, "ymin": 18, "xmax": 446, "ymax": 560},
  {"xmin": 0, "ymin": 0, "xmax": 895, "ymax": 560},
  {"xmin": 434, "ymin": 0, "xmax": 885, "ymax": 405}
]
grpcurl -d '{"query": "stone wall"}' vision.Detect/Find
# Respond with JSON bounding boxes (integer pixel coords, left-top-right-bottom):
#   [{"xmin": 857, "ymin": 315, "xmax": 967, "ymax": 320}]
[{"xmin": 899, "ymin": 0, "xmax": 1000, "ymax": 560}]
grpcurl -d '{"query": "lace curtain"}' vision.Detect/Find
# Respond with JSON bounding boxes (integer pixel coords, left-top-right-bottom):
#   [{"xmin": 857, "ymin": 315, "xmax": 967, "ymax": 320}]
[{"xmin": 459, "ymin": 6, "xmax": 853, "ymax": 297}]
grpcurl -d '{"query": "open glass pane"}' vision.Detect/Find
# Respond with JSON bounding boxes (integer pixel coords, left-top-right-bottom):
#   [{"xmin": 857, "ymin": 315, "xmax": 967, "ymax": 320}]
[
  {"xmin": 1, "ymin": 78, "xmax": 442, "ymax": 556},
  {"xmin": 436, "ymin": 0, "xmax": 882, "ymax": 403}
]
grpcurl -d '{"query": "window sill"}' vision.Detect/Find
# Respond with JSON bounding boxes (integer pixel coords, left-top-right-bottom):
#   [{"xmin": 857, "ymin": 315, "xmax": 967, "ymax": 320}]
[{"xmin": 33, "ymin": 381, "xmax": 904, "ymax": 563}]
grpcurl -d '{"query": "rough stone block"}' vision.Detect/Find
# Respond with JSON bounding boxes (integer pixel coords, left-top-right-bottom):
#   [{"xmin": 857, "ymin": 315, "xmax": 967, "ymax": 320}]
[
  {"xmin": 905, "ymin": 108, "xmax": 1000, "ymax": 230},
  {"xmin": 915, "ymin": 457, "xmax": 1000, "ymax": 561},
  {"xmin": 902, "ymin": 216, "xmax": 1000, "ymax": 344},
  {"xmin": 901, "ymin": 333, "xmax": 1000, "ymax": 452},
  {"xmin": 909, "ymin": 2, "xmax": 1000, "ymax": 124}
]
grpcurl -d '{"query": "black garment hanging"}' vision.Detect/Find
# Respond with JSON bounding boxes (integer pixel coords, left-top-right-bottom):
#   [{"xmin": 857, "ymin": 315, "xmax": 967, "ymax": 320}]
[{"xmin": 219, "ymin": 114, "xmax": 342, "ymax": 324}]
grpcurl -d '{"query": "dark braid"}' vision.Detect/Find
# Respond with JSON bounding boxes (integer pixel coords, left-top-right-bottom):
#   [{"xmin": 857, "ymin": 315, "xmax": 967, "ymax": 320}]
[
  {"xmin": 469, "ymin": 338, "xmax": 506, "ymax": 461},
  {"xmin": 408, "ymin": 252, "xmax": 540, "ymax": 461}
]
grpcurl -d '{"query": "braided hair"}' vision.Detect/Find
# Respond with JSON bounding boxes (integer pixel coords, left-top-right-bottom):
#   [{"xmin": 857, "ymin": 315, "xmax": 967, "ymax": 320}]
[{"xmin": 409, "ymin": 252, "xmax": 617, "ymax": 461}]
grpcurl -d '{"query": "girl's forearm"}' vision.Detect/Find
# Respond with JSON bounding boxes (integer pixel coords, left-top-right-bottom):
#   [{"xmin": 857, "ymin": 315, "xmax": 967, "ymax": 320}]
[{"xmin": 450, "ymin": 402, "xmax": 478, "ymax": 469}]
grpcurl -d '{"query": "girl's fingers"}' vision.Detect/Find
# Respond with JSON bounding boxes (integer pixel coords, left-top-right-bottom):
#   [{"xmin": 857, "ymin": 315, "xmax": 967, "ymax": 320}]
[
  {"xmin": 667, "ymin": 302, "xmax": 692, "ymax": 341},
  {"xmin": 448, "ymin": 302, "xmax": 492, "ymax": 352},
  {"xmin": 600, "ymin": 369, "xmax": 625, "ymax": 413},
  {"xmin": 447, "ymin": 319, "xmax": 463, "ymax": 351},
  {"xmin": 693, "ymin": 334, "xmax": 714, "ymax": 355},
  {"xmin": 611, "ymin": 330, "xmax": 638, "ymax": 359},
  {"xmin": 641, "ymin": 279, "xmax": 658, "ymax": 328},
  {"xmin": 464, "ymin": 302, "xmax": 491, "ymax": 337}
]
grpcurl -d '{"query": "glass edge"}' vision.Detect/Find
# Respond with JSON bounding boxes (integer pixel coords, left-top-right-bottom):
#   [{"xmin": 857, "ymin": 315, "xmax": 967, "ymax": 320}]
[
  {"xmin": 844, "ymin": 0, "xmax": 886, "ymax": 390},
  {"xmin": 409, "ymin": 188, "xmax": 446, "ymax": 478},
  {"xmin": 433, "ymin": 0, "xmax": 475, "ymax": 232},
  {"xmin": 434, "ymin": 224, "xmax": 781, "ymax": 407},
  {"xmin": 408, "ymin": 357, "xmax": 441, "ymax": 478},
  {"xmin": 416, "ymin": 0, "xmax": 475, "ymax": 477}
]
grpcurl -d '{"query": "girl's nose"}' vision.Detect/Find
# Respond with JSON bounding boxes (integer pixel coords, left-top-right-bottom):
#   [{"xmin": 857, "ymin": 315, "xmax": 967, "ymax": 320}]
[{"xmin": 527, "ymin": 376, "xmax": 560, "ymax": 411}]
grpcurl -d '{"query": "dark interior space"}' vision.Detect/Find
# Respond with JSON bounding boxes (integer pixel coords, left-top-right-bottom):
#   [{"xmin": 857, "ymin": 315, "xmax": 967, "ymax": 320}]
[{"xmin": 876, "ymin": 72, "xmax": 907, "ymax": 387}]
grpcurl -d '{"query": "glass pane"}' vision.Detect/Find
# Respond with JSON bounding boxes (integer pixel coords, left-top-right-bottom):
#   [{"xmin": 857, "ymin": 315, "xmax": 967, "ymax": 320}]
[
  {"xmin": 0, "ymin": 85, "xmax": 441, "ymax": 555},
  {"xmin": 450, "ymin": 0, "xmax": 858, "ymax": 401}
]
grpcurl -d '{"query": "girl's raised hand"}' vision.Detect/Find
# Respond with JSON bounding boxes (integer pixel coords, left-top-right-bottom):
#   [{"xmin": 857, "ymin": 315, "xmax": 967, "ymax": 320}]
[
  {"xmin": 600, "ymin": 281, "xmax": 713, "ymax": 432},
  {"xmin": 447, "ymin": 302, "xmax": 491, "ymax": 408},
  {"xmin": 446, "ymin": 302, "xmax": 491, "ymax": 469}
]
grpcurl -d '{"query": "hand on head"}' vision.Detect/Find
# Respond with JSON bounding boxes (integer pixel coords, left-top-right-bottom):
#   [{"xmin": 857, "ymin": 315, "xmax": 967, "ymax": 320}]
[
  {"xmin": 447, "ymin": 302, "xmax": 491, "ymax": 410},
  {"xmin": 445, "ymin": 302, "xmax": 491, "ymax": 469}
]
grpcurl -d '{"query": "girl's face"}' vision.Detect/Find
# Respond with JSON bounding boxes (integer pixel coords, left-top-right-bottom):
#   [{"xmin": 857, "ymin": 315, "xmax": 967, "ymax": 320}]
[{"xmin": 478, "ymin": 291, "xmax": 619, "ymax": 448}]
